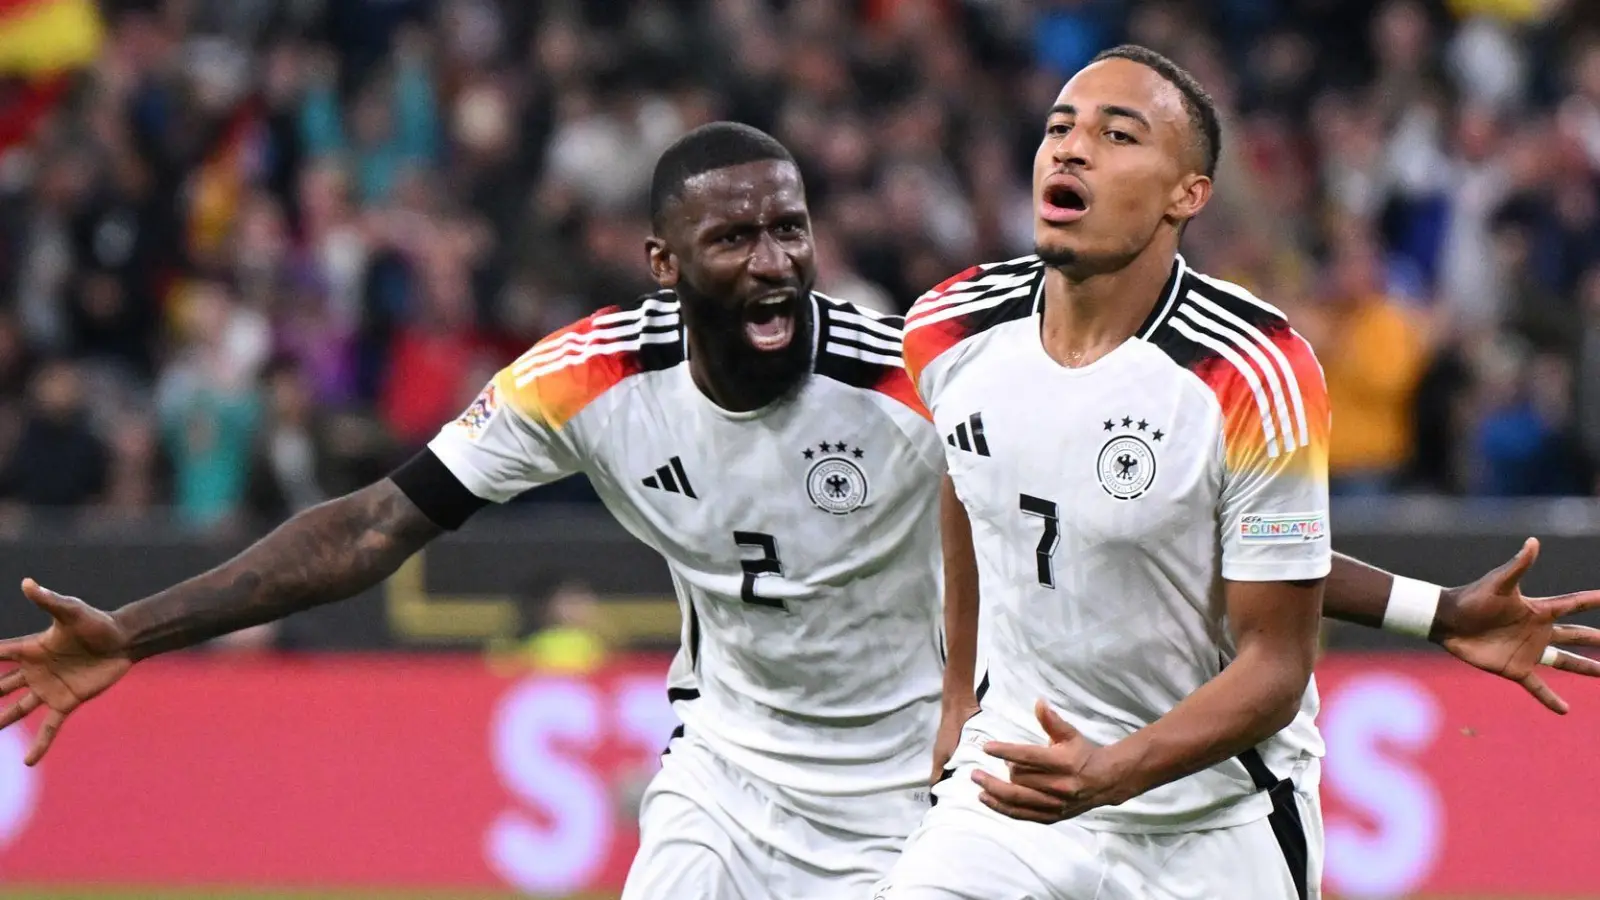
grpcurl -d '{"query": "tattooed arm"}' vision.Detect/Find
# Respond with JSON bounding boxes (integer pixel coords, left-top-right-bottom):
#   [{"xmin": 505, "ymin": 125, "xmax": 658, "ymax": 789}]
[
  {"xmin": 0, "ymin": 341, "xmax": 584, "ymax": 765},
  {"xmin": 114, "ymin": 478, "xmax": 442, "ymax": 659},
  {"xmin": 0, "ymin": 474, "xmax": 455, "ymax": 765}
]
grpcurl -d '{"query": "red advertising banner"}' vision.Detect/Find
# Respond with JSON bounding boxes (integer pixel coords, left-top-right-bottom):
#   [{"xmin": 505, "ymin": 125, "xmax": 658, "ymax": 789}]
[{"xmin": 0, "ymin": 653, "xmax": 1590, "ymax": 896}]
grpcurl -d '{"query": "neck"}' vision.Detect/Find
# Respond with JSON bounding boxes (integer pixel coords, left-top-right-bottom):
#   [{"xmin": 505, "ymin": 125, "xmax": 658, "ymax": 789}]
[{"xmin": 1040, "ymin": 241, "xmax": 1178, "ymax": 368}]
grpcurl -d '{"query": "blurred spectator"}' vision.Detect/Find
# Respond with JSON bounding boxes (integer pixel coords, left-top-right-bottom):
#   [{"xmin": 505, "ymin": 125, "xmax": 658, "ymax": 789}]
[
  {"xmin": 1303, "ymin": 229, "xmax": 1429, "ymax": 496},
  {"xmin": 490, "ymin": 574, "xmax": 609, "ymax": 675},
  {"xmin": 814, "ymin": 227, "xmax": 896, "ymax": 315},
  {"xmin": 245, "ymin": 356, "xmax": 330, "ymax": 521},
  {"xmin": 100, "ymin": 412, "xmax": 162, "ymax": 521},
  {"xmin": 300, "ymin": 29, "xmax": 440, "ymax": 206},
  {"xmin": 1470, "ymin": 340, "xmax": 1590, "ymax": 495},
  {"xmin": 523, "ymin": 577, "xmax": 608, "ymax": 674},
  {"xmin": 1572, "ymin": 266, "xmax": 1600, "ymax": 483},
  {"xmin": 0, "ymin": 0, "xmax": 1598, "ymax": 522},
  {"xmin": 0, "ymin": 358, "xmax": 106, "ymax": 510},
  {"xmin": 155, "ymin": 279, "xmax": 266, "ymax": 531}
]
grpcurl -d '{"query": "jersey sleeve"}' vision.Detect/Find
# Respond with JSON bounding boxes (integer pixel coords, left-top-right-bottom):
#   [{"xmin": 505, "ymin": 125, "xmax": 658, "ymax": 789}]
[
  {"xmin": 902, "ymin": 265, "xmax": 984, "ymax": 408},
  {"xmin": 426, "ymin": 364, "xmax": 584, "ymax": 503},
  {"xmin": 1214, "ymin": 328, "xmax": 1333, "ymax": 582}
]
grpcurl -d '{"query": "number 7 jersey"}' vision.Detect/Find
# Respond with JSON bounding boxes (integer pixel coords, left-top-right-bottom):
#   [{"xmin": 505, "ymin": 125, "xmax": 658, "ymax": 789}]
[
  {"xmin": 905, "ymin": 254, "xmax": 1333, "ymax": 832},
  {"xmin": 427, "ymin": 290, "xmax": 947, "ymax": 823}
]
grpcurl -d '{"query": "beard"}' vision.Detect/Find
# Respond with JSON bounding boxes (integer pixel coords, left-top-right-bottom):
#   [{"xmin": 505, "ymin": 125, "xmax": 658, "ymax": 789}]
[
  {"xmin": 1034, "ymin": 242, "xmax": 1079, "ymax": 270},
  {"xmin": 1034, "ymin": 240, "xmax": 1142, "ymax": 281},
  {"xmin": 677, "ymin": 281, "xmax": 815, "ymax": 410}
]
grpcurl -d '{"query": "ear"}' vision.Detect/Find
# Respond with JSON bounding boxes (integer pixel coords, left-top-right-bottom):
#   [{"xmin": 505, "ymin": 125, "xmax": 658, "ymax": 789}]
[
  {"xmin": 1167, "ymin": 173, "xmax": 1212, "ymax": 227},
  {"xmin": 646, "ymin": 235, "xmax": 680, "ymax": 289}
]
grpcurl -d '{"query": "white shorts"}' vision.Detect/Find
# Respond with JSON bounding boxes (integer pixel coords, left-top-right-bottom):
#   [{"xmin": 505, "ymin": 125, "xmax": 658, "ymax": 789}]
[
  {"xmin": 874, "ymin": 759, "xmax": 1323, "ymax": 900},
  {"xmin": 622, "ymin": 731, "xmax": 927, "ymax": 900}
]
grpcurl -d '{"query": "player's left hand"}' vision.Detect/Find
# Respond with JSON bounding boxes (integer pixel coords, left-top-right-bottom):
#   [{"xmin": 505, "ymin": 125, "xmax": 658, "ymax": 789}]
[
  {"xmin": 972, "ymin": 699, "xmax": 1127, "ymax": 824},
  {"xmin": 1436, "ymin": 537, "xmax": 1600, "ymax": 714}
]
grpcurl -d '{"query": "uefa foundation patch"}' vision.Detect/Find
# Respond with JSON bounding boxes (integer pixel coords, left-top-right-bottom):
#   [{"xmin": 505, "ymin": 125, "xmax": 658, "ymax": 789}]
[{"xmin": 1238, "ymin": 512, "xmax": 1327, "ymax": 543}]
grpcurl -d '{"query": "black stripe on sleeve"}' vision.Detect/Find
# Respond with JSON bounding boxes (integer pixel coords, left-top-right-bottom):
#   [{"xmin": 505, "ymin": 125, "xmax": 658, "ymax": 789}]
[{"xmin": 389, "ymin": 449, "xmax": 490, "ymax": 531}]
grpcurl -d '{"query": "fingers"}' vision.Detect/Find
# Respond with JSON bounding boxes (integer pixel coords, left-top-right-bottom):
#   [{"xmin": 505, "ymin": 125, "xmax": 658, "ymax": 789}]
[
  {"xmin": 0, "ymin": 692, "xmax": 37, "ymax": 730},
  {"xmin": 1492, "ymin": 538, "xmax": 1540, "ymax": 593},
  {"xmin": 1552, "ymin": 624, "xmax": 1600, "ymax": 647},
  {"xmin": 978, "ymin": 792, "xmax": 1061, "ymax": 824},
  {"xmin": 1034, "ymin": 699, "xmax": 1081, "ymax": 744},
  {"xmin": 1520, "ymin": 671, "xmax": 1569, "ymax": 715},
  {"xmin": 983, "ymin": 741, "xmax": 1057, "ymax": 769},
  {"xmin": 1009, "ymin": 766, "xmax": 1070, "ymax": 793},
  {"xmin": 1534, "ymin": 592, "xmax": 1600, "ymax": 621},
  {"xmin": 25, "ymin": 708, "xmax": 64, "ymax": 766},
  {"xmin": 0, "ymin": 637, "xmax": 30, "ymax": 663},
  {"xmin": 19, "ymin": 579, "xmax": 78, "ymax": 624},
  {"xmin": 973, "ymin": 770, "xmax": 1064, "ymax": 822},
  {"xmin": 1545, "ymin": 647, "xmax": 1600, "ymax": 678},
  {"xmin": 0, "ymin": 670, "xmax": 24, "ymax": 698}
]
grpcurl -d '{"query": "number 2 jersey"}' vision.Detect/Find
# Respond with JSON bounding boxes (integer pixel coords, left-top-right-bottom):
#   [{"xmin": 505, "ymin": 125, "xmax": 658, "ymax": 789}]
[
  {"xmin": 417, "ymin": 290, "xmax": 946, "ymax": 831},
  {"xmin": 905, "ymin": 254, "xmax": 1332, "ymax": 833}
]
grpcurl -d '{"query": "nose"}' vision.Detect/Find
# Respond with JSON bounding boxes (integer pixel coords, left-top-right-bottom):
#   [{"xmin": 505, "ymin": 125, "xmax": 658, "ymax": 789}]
[
  {"xmin": 747, "ymin": 231, "xmax": 795, "ymax": 282},
  {"xmin": 1053, "ymin": 127, "xmax": 1090, "ymax": 169}
]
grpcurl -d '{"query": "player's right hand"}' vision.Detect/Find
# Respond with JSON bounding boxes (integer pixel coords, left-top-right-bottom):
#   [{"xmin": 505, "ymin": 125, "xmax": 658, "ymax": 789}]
[
  {"xmin": 0, "ymin": 579, "xmax": 133, "ymax": 766},
  {"xmin": 930, "ymin": 700, "xmax": 979, "ymax": 784}
]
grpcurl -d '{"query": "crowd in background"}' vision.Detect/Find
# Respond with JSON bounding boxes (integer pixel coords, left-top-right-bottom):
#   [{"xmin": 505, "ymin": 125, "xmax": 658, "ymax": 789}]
[{"xmin": 3, "ymin": 0, "xmax": 1600, "ymax": 536}]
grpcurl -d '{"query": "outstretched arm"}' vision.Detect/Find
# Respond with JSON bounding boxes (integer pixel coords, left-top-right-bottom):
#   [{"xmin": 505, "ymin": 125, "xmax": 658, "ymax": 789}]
[
  {"xmin": 0, "ymin": 469, "xmax": 455, "ymax": 765},
  {"xmin": 0, "ymin": 357, "xmax": 578, "ymax": 765},
  {"xmin": 1322, "ymin": 542, "xmax": 1600, "ymax": 713},
  {"xmin": 1321, "ymin": 552, "xmax": 1403, "ymax": 632},
  {"xmin": 114, "ymin": 478, "xmax": 442, "ymax": 659}
]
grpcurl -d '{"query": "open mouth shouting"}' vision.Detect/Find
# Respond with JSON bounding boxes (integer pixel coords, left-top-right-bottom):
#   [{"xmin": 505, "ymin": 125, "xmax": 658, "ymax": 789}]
[
  {"xmin": 744, "ymin": 290, "xmax": 800, "ymax": 352},
  {"xmin": 1039, "ymin": 174, "xmax": 1092, "ymax": 224}
]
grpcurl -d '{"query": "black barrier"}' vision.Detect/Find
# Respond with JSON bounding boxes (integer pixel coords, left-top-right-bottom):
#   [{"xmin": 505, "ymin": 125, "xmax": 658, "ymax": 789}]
[{"xmin": 0, "ymin": 501, "xmax": 1594, "ymax": 652}]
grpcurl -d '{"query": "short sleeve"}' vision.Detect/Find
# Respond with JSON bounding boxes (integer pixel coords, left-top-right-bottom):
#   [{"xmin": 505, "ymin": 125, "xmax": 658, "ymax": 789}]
[
  {"xmin": 427, "ymin": 365, "xmax": 583, "ymax": 503},
  {"xmin": 1216, "ymin": 329, "xmax": 1332, "ymax": 582},
  {"xmin": 903, "ymin": 285, "xmax": 981, "ymax": 409}
]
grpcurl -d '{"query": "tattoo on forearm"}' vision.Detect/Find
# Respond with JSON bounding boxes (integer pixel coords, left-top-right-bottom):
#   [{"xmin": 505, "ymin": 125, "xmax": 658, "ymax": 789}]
[{"xmin": 114, "ymin": 480, "xmax": 442, "ymax": 659}]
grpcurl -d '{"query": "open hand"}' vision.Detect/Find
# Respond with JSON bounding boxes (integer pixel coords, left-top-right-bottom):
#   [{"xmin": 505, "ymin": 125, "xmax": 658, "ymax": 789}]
[
  {"xmin": 0, "ymin": 579, "xmax": 132, "ymax": 765},
  {"xmin": 972, "ymin": 699, "xmax": 1126, "ymax": 823},
  {"xmin": 1436, "ymin": 538, "xmax": 1600, "ymax": 714}
]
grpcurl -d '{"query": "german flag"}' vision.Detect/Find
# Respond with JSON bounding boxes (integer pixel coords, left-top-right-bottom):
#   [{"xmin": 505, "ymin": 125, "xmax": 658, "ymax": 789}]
[{"xmin": 0, "ymin": 0, "xmax": 103, "ymax": 151}]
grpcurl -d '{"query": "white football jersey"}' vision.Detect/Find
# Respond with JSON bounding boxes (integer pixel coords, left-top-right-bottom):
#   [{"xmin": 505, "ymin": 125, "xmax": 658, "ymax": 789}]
[
  {"xmin": 905, "ymin": 254, "xmax": 1332, "ymax": 833},
  {"xmin": 428, "ymin": 290, "xmax": 946, "ymax": 829}
]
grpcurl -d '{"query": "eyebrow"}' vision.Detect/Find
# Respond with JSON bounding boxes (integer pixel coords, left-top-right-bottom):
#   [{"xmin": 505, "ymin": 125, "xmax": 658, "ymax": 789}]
[{"xmin": 1049, "ymin": 103, "xmax": 1152, "ymax": 130}]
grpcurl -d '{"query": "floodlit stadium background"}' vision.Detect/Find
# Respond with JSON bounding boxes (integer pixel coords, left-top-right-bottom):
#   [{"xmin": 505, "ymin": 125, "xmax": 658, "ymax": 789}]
[{"xmin": 0, "ymin": 0, "xmax": 1599, "ymax": 897}]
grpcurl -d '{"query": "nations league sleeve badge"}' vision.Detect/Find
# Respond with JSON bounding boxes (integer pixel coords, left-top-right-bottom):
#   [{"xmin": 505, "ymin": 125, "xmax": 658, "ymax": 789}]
[{"xmin": 456, "ymin": 382, "xmax": 500, "ymax": 441}]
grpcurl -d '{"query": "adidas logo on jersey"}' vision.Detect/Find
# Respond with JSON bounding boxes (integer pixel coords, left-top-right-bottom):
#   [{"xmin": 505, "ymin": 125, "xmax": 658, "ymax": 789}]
[
  {"xmin": 641, "ymin": 456, "xmax": 697, "ymax": 498},
  {"xmin": 946, "ymin": 412, "xmax": 991, "ymax": 456}
]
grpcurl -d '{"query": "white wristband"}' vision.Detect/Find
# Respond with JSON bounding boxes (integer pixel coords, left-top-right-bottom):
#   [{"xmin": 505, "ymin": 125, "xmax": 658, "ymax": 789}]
[{"xmin": 1383, "ymin": 576, "xmax": 1442, "ymax": 639}]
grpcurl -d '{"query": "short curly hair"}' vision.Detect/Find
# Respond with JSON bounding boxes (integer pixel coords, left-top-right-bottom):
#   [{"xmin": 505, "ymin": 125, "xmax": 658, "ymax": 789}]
[{"xmin": 649, "ymin": 122, "xmax": 798, "ymax": 232}]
